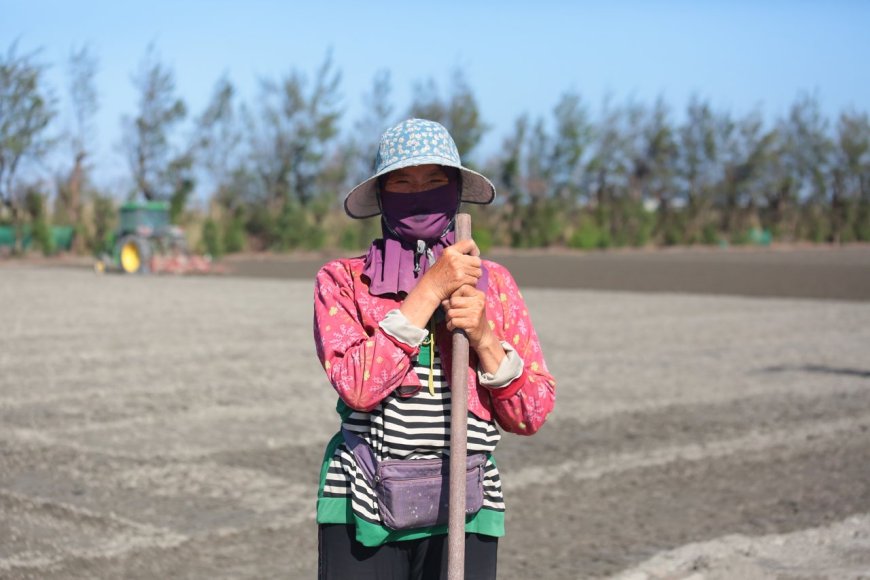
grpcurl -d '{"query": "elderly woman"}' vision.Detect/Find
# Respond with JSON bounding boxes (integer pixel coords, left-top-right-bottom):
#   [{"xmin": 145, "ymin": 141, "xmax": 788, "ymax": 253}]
[{"xmin": 314, "ymin": 118, "xmax": 556, "ymax": 579}]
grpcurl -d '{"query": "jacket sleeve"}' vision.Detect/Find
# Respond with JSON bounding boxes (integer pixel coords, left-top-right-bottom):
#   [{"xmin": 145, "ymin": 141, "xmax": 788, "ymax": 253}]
[
  {"xmin": 483, "ymin": 264, "xmax": 556, "ymax": 435},
  {"xmin": 313, "ymin": 261, "xmax": 419, "ymax": 412}
]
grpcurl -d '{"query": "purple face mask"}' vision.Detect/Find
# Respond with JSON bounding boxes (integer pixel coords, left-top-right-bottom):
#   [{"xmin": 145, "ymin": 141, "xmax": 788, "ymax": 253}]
[
  {"xmin": 363, "ymin": 177, "xmax": 488, "ymax": 296},
  {"xmin": 380, "ymin": 182, "xmax": 460, "ymax": 244}
]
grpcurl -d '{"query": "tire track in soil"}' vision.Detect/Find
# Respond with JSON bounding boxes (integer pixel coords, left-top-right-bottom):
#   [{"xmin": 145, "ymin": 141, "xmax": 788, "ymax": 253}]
[
  {"xmin": 498, "ymin": 385, "xmax": 870, "ymax": 468},
  {"xmin": 2, "ymin": 264, "xmax": 869, "ymax": 578},
  {"xmin": 499, "ymin": 430, "xmax": 870, "ymax": 579},
  {"xmin": 7, "ymin": 385, "xmax": 870, "ymax": 579},
  {"xmin": 30, "ymin": 525, "xmax": 316, "ymax": 580},
  {"xmin": 495, "ymin": 410, "xmax": 870, "ymax": 579},
  {"xmin": 487, "ymin": 382, "xmax": 870, "ymax": 579}
]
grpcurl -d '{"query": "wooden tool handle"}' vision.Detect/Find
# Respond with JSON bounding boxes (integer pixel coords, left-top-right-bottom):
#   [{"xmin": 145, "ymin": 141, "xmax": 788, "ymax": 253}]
[{"xmin": 448, "ymin": 213, "xmax": 472, "ymax": 580}]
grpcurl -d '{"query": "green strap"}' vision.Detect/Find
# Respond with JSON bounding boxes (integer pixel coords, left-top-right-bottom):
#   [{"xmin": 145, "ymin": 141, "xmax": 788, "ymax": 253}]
[{"xmin": 417, "ymin": 318, "xmax": 436, "ymax": 396}]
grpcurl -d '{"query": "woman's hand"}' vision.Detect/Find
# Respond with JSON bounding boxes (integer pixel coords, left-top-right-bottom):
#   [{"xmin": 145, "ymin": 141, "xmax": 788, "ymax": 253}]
[
  {"xmin": 400, "ymin": 239, "xmax": 482, "ymax": 328},
  {"xmin": 442, "ymin": 284, "xmax": 489, "ymax": 347},
  {"xmin": 443, "ymin": 284, "xmax": 506, "ymax": 374},
  {"xmin": 421, "ymin": 239, "xmax": 482, "ymax": 302}
]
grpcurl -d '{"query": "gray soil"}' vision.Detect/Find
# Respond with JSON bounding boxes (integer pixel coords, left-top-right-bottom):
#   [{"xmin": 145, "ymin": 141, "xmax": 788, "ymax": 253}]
[
  {"xmin": 219, "ymin": 245, "xmax": 870, "ymax": 302},
  {"xmin": 2, "ymin": 246, "xmax": 869, "ymax": 578}
]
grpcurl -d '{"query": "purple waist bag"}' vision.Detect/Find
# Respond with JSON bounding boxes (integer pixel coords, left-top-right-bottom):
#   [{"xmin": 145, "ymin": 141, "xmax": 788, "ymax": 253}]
[{"xmin": 342, "ymin": 427, "xmax": 486, "ymax": 530}]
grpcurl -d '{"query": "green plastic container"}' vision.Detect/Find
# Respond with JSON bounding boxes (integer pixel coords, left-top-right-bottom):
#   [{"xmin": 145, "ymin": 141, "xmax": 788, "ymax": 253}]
[
  {"xmin": 0, "ymin": 226, "xmax": 32, "ymax": 250},
  {"xmin": 0, "ymin": 225, "xmax": 75, "ymax": 252},
  {"xmin": 51, "ymin": 226, "xmax": 75, "ymax": 251}
]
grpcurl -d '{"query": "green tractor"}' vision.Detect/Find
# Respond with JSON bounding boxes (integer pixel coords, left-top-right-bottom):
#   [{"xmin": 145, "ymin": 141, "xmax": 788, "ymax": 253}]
[{"xmin": 97, "ymin": 200, "xmax": 211, "ymax": 275}]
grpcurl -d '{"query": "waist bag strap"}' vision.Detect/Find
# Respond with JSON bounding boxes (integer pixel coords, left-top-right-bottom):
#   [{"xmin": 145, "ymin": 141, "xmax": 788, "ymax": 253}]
[{"xmin": 341, "ymin": 426, "xmax": 377, "ymax": 486}]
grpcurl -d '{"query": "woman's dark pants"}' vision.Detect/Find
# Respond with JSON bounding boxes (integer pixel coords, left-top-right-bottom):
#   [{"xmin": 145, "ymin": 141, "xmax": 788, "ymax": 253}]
[{"xmin": 318, "ymin": 524, "xmax": 498, "ymax": 580}]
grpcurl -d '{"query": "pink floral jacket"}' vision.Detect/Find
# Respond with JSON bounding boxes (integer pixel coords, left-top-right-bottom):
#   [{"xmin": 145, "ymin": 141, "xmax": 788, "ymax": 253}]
[{"xmin": 313, "ymin": 257, "xmax": 556, "ymax": 435}]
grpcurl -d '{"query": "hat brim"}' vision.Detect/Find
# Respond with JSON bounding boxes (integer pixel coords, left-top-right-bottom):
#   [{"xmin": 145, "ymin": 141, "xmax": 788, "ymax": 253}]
[{"xmin": 344, "ymin": 157, "xmax": 496, "ymax": 219}]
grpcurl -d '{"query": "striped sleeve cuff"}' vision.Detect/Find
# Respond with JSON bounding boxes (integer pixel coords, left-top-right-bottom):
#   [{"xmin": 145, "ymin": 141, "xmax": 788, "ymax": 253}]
[
  {"xmin": 478, "ymin": 342, "xmax": 524, "ymax": 389},
  {"xmin": 378, "ymin": 309, "xmax": 428, "ymax": 348}
]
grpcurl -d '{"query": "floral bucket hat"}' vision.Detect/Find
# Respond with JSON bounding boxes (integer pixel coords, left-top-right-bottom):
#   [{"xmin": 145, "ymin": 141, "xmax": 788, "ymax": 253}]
[{"xmin": 344, "ymin": 118, "xmax": 496, "ymax": 219}]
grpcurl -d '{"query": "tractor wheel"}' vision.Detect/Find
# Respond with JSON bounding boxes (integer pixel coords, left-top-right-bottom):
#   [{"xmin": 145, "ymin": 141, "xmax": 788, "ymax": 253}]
[{"xmin": 117, "ymin": 236, "xmax": 152, "ymax": 274}]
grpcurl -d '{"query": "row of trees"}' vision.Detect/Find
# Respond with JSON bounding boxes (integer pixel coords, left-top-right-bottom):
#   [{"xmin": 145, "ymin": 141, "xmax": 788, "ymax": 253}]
[
  {"xmin": 482, "ymin": 92, "xmax": 870, "ymax": 249},
  {"xmin": 1, "ymin": 42, "xmax": 869, "ymax": 257}
]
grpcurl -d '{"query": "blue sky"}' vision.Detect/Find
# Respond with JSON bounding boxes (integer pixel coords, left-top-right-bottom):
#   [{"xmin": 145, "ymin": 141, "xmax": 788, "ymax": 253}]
[{"xmin": 3, "ymin": 0, "xmax": 870, "ymax": 193}]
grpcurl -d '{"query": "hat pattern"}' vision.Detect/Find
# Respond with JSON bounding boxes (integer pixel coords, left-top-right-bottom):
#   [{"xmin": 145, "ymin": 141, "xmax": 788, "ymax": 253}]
[
  {"xmin": 376, "ymin": 119, "xmax": 461, "ymax": 173},
  {"xmin": 344, "ymin": 118, "xmax": 496, "ymax": 219}
]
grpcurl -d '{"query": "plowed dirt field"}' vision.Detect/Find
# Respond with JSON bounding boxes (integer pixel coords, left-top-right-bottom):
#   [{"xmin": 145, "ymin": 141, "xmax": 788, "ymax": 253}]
[{"xmin": 2, "ymin": 246, "xmax": 869, "ymax": 579}]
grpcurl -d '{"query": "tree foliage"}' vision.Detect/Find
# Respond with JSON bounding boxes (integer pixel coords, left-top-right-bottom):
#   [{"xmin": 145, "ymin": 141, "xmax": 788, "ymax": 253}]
[
  {"xmin": 194, "ymin": 75, "xmax": 241, "ymax": 197},
  {"xmin": 4, "ymin": 41, "xmax": 870, "ymax": 256},
  {"xmin": 122, "ymin": 45, "xmax": 188, "ymax": 202},
  {"xmin": 409, "ymin": 68, "xmax": 487, "ymax": 160},
  {"xmin": 0, "ymin": 44, "xmax": 56, "ymax": 215},
  {"xmin": 56, "ymin": 45, "xmax": 99, "ymax": 252},
  {"xmin": 249, "ymin": 52, "xmax": 342, "ymax": 210}
]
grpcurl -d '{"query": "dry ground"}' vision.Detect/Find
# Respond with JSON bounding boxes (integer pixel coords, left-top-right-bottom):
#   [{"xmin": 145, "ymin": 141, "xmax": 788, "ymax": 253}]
[
  {"xmin": 1, "ymin": 247, "xmax": 870, "ymax": 579},
  {"xmin": 218, "ymin": 245, "xmax": 870, "ymax": 301}
]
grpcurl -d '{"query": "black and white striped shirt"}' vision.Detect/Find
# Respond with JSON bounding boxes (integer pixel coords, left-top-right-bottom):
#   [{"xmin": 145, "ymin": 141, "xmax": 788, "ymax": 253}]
[{"xmin": 322, "ymin": 353, "xmax": 505, "ymax": 526}]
